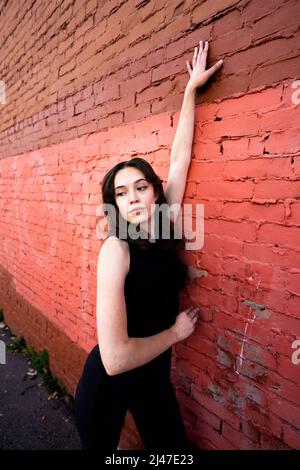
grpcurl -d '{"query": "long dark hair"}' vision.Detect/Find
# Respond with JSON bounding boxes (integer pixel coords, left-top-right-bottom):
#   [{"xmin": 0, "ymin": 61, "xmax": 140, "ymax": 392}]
[{"xmin": 100, "ymin": 157, "xmax": 187, "ymax": 253}]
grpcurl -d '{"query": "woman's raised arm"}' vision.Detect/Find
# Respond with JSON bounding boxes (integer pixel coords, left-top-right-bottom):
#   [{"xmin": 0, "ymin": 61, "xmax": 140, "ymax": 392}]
[{"xmin": 165, "ymin": 40, "xmax": 224, "ymax": 224}]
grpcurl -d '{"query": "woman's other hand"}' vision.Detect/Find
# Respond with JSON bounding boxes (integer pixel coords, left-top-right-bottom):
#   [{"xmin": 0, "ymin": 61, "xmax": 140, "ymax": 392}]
[{"xmin": 170, "ymin": 306, "xmax": 200, "ymax": 343}]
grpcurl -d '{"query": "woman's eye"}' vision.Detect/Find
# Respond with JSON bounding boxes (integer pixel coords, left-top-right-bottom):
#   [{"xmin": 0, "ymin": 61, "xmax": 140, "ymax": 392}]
[{"xmin": 117, "ymin": 186, "xmax": 147, "ymax": 197}]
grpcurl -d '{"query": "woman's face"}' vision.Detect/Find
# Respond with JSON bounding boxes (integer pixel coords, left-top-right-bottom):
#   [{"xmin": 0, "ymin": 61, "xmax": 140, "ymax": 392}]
[{"xmin": 114, "ymin": 167, "xmax": 158, "ymax": 227}]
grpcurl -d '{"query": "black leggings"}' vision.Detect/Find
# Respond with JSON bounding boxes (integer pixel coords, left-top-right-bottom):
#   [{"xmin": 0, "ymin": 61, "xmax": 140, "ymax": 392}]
[{"xmin": 74, "ymin": 347, "xmax": 189, "ymax": 451}]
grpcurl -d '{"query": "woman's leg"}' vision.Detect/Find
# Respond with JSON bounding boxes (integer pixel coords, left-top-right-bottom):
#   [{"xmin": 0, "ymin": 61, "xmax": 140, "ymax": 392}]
[
  {"xmin": 129, "ymin": 380, "xmax": 189, "ymax": 451},
  {"xmin": 74, "ymin": 353, "xmax": 127, "ymax": 450}
]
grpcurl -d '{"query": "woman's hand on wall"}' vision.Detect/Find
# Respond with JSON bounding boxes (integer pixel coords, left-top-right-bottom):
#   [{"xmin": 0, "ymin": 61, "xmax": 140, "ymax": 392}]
[
  {"xmin": 186, "ymin": 40, "xmax": 223, "ymax": 91},
  {"xmin": 170, "ymin": 306, "xmax": 200, "ymax": 343}
]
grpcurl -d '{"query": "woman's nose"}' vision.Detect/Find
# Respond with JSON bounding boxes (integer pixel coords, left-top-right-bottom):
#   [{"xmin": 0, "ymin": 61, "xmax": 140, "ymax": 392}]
[{"xmin": 128, "ymin": 190, "xmax": 139, "ymax": 202}]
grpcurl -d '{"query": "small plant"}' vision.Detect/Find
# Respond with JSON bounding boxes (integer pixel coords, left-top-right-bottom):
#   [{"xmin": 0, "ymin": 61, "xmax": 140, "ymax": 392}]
[
  {"xmin": 26, "ymin": 346, "xmax": 48, "ymax": 374},
  {"xmin": 7, "ymin": 335, "xmax": 26, "ymax": 353},
  {"xmin": 6, "ymin": 332, "xmax": 74, "ymax": 411},
  {"xmin": 24, "ymin": 346, "xmax": 74, "ymax": 410}
]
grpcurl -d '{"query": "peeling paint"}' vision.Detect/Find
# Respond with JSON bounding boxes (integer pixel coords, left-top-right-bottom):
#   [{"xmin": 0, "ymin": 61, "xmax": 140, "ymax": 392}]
[
  {"xmin": 243, "ymin": 300, "xmax": 265, "ymax": 310},
  {"xmin": 243, "ymin": 342, "xmax": 260, "ymax": 362},
  {"xmin": 188, "ymin": 266, "xmax": 208, "ymax": 280},
  {"xmin": 235, "ymin": 313, "xmax": 257, "ymax": 376},
  {"xmin": 243, "ymin": 383, "xmax": 263, "ymax": 406},
  {"xmin": 243, "ymin": 299, "xmax": 271, "ymax": 319},
  {"xmin": 235, "ymin": 295, "xmax": 273, "ymax": 376},
  {"xmin": 207, "ymin": 383, "xmax": 225, "ymax": 404},
  {"xmin": 217, "ymin": 335, "xmax": 229, "ymax": 351},
  {"xmin": 242, "ymin": 362, "xmax": 268, "ymax": 381},
  {"xmin": 217, "ymin": 348, "xmax": 232, "ymax": 368},
  {"xmin": 228, "ymin": 387, "xmax": 245, "ymax": 409}
]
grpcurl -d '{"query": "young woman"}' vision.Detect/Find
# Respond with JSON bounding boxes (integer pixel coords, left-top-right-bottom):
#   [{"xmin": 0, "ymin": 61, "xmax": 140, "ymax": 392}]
[{"xmin": 74, "ymin": 40, "xmax": 223, "ymax": 451}]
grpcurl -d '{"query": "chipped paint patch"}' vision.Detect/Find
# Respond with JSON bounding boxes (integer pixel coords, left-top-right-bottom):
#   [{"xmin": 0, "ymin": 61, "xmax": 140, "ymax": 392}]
[
  {"xmin": 217, "ymin": 335, "xmax": 230, "ymax": 351},
  {"xmin": 243, "ymin": 383, "xmax": 264, "ymax": 406},
  {"xmin": 188, "ymin": 266, "xmax": 208, "ymax": 280},
  {"xmin": 241, "ymin": 362, "xmax": 268, "ymax": 382},
  {"xmin": 207, "ymin": 383, "xmax": 225, "ymax": 404},
  {"xmin": 217, "ymin": 348, "xmax": 232, "ymax": 367},
  {"xmin": 243, "ymin": 342, "xmax": 260, "ymax": 362},
  {"xmin": 228, "ymin": 388, "xmax": 245, "ymax": 409},
  {"xmin": 243, "ymin": 300, "xmax": 271, "ymax": 319}
]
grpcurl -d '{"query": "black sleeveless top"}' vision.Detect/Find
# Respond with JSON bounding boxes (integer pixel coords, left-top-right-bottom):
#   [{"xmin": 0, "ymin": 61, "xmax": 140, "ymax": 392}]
[
  {"xmin": 124, "ymin": 240, "xmax": 187, "ymax": 338},
  {"xmin": 90, "ymin": 238, "xmax": 188, "ymax": 386}
]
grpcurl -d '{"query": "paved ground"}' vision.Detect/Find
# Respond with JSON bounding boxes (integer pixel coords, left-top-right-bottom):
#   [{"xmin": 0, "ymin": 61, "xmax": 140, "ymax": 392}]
[{"xmin": 0, "ymin": 322, "xmax": 81, "ymax": 450}]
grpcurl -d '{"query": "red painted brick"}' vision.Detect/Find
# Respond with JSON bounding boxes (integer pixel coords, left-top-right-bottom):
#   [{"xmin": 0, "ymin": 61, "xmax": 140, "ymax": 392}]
[
  {"xmin": 245, "ymin": 401, "xmax": 283, "ymax": 439},
  {"xmin": 287, "ymin": 273, "xmax": 300, "ymax": 296},
  {"xmin": 260, "ymin": 432, "xmax": 291, "ymax": 450},
  {"xmin": 254, "ymin": 180, "xmax": 300, "ymax": 199},
  {"xmin": 258, "ymin": 223, "xmax": 300, "ymax": 250},
  {"xmin": 251, "ymin": 1, "xmax": 300, "ymax": 42},
  {"xmin": 1, "ymin": 2, "xmax": 300, "ymax": 452},
  {"xmin": 222, "ymin": 421, "xmax": 261, "ymax": 449},
  {"xmin": 222, "ymin": 201, "xmax": 285, "ymax": 223},
  {"xmin": 190, "ymin": 384, "xmax": 240, "ymax": 430},
  {"xmin": 282, "ymin": 423, "xmax": 300, "ymax": 449}
]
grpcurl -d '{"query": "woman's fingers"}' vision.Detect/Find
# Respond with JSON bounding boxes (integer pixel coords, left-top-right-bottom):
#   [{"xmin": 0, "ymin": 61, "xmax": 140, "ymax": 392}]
[
  {"xmin": 190, "ymin": 41, "xmax": 210, "ymax": 75},
  {"xmin": 184, "ymin": 306, "xmax": 200, "ymax": 313},
  {"xmin": 187, "ymin": 39, "xmax": 223, "ymax": 90},
  {"xmin": 192, "ymin": 47, "xmax": 198, "ymax": 68},
  {"xmin": 185, "ymin": 306, "xmax": 194, "ymax": 314},
  {"xmin": 186, "ymin": 60, "xmax": 192, "ymax": 76},
  {"xmin": 199, "ymin": 40, "xmax": 208, "ymax": 68},
  {"xmin": 190, "ymin": 41, "xmax": 208, "ymax": 70},
  {"xmin": 207, "ymin": 59, "xmax": 223, "ymax": 79},
  {"xmin": 186, "ymin": 307, "xmax": 199, "ymax": 319}
]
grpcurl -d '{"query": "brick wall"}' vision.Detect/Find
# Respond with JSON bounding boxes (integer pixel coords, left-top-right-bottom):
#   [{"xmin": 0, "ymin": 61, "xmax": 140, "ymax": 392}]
[{"xmin": 0, "ymin": 0, "xmax": 300, "ymax": 450}]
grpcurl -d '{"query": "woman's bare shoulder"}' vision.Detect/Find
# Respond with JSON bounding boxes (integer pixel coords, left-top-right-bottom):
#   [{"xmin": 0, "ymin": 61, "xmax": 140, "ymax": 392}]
[
  {"xmin": 98, "ymin": 236, "xmax": 130, "ymax": 272},
  {"xmin": 102, "ymin": 235, "xmax": 128, "ymax": 247}
]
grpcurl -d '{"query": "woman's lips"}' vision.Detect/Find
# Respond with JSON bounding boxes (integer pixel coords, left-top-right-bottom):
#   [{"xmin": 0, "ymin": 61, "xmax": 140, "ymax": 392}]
[{"xmin": 129, "ymin": 208, "xmax": 144, "ymax": 214}]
